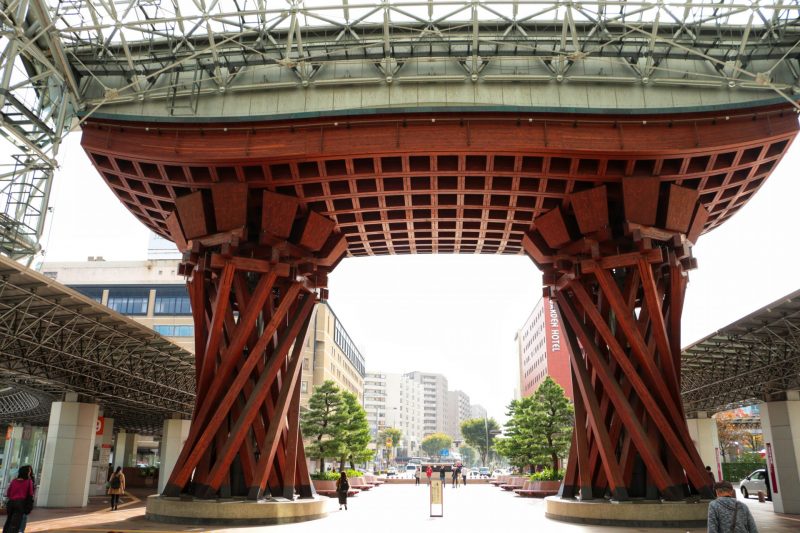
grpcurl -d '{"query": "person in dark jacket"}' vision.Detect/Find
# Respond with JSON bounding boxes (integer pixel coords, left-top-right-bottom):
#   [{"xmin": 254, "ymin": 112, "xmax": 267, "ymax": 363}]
[
  {"xmin": 335, "ymin": 471, "xmax": 350, "ymax": 511},
  {"xmin": 3, "ymin": 466, "xmax": 34, "ymax": 533},
  {"xmin": 707, "ymin": 481, "xmax": 758, "ymax": 533}
]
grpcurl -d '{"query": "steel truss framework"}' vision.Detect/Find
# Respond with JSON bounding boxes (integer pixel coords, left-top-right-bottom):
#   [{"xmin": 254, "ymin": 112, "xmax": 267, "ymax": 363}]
[
  {"xmin": 3, "ymin": 1, "xmax": 800, "ymax": 257},
  {"xmin": 682, "ymin": 288, "xmax": 800, "ymax": 415},
  {"xmin": 0, "ymin": 253, "xmax": 195, "ymax": 433}
]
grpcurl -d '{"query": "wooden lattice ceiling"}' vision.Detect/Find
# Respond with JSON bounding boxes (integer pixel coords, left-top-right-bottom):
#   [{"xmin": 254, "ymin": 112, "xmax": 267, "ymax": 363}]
[{"xmin": 81, "ymin": 108, "xmax": 798, "ymax": 256}]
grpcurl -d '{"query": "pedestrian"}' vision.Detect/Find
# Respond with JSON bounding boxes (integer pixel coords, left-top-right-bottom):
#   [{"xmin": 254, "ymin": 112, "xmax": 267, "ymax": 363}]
[
  {"xmin": 3, "ymin": 465, "xmax": 34, "ymax": 533},
  {"xmin": 426, "ymin": 465, "xmax": 432, "ymax": 485},
  {"xmin": 336, "ymin": 471, "xmax": 350, "ymax": 511},
  {"xmin": 707, "ymin": 480, "xmax": 758, "ymax": 533},
  {"xmin": 107, "ymin": 466, "xmax": 125, "ymax": 511},
  {"xmin": 17, "ymin": 467, "xmax": 34, "ymax": 533},
  {"xmin": 461, "ymin": 467, "xmax": 467, "ymax": 486},
  {"xmin": 439, "ymin": 466, "xmax": 446, "ymax": 487},
  {"xmin": 706, "ymin": 465, "xmax": 716, "ymax": 483},
  {"xmin": 414, "ymin": 467, "xmax": 420, "ymax": 486},
  {"xmin": 451, "ymin": 467, "xmax": 458, "ymax": 487}
]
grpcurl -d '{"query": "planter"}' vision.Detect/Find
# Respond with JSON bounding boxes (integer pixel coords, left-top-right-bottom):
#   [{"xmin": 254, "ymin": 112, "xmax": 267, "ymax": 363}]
[{"xmin": 531, "ymin": 480, "xmax": 562, "ymax": 492}]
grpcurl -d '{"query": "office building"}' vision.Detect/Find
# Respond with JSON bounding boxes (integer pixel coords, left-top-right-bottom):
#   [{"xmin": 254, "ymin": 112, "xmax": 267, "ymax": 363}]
[
  {"xmin": 445, "ymin": 390, "xmax": 472, "ymax": 441},
  {"xmin": 299, "ymin": 302, "xmax": 366, "ymax": 408},
  {"xmin": 405, "ymin": 371, "xmax": 448, "ymax": 437}
]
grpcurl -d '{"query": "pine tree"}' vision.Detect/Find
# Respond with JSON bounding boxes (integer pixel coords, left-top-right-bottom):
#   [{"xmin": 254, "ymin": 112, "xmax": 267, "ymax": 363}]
[
  {"xmin": 495, "ymin": 378, "xmax": 573, "ymax": 473},
  {"xmin": 339, "ymin": 391, "xmax": 373, "ymax": 470},
  {"xmin": 300, "ymin": 380, "xmax": 348, "ymax": 472},
  {"xmin": 531, "ymin": 377, "xmax": 573, "ymax": 473}
]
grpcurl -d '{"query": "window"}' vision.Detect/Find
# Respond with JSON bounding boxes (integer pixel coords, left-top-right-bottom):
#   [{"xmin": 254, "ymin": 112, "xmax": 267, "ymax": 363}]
[
  {"xmin": 154, "ymin": 325, "xmax": 194, "ymax": 337},
  {"xmin": 301, "ymin": 381, "xmax": 308, "ymax": 393},
  {"xmin": 74, "ymin": 286, "xmax": 103, "ymax": 303},
  {"xmin": 107, "ymin": 287, "xmax": 149, "ymax": 315},
  {"xmin": 154, "ymin": 286, "xmax": 191, "ymax": 315}
]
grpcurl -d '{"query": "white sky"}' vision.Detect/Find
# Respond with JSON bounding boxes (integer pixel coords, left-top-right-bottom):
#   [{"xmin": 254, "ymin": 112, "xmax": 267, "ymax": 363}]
[{"xmin": 39, "ymin": 133, "xmax": 800, "ymax": 422}]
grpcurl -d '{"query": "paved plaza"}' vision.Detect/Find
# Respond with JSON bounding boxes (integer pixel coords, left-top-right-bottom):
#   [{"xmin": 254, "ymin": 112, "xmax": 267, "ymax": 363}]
[{"xmin": 19, "ymin": 483, "xmax": 800, "ymax": 533}]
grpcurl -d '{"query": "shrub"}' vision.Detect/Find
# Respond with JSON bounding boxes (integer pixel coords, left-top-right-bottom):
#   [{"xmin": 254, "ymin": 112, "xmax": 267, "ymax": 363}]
[
  {"xmin": 530, "ymin": 467, "xmax": 564, "ymax": 481},
  {"xmin": 310, "ymin": 471, "xmax": 340, "ymax": 481},
  {"xmin": 721, "ymin": 462, "xmax": 765, "ymax": 482},
  {"xmin": 345, "ymin": 469, "xmax": 363, "ymax": 478}
]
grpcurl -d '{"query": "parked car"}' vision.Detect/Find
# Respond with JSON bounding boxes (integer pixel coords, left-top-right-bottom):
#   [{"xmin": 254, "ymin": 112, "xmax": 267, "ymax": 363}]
[
  {"xmin": 740, "ymin": 469, "xmax": 768, "ymax": 499},
  {"xmin": 469, "ymin": 468, "xmax": 480, "ymax": 478},
  {"xmin": 478, "ymin": 467, "xmax": 490, "ymax": 478}
]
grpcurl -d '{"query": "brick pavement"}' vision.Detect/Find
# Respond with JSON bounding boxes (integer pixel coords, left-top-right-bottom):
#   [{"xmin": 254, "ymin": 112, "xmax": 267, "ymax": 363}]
[{"xmin": 15, "ymin": 482, "xmax": 800, "ymax": 532}]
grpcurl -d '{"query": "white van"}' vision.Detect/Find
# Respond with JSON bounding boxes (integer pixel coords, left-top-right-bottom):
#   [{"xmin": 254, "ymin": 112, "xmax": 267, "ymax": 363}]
[{"xmin": 406, "ymin": 464, "xmax": 419, "ymax": 478}]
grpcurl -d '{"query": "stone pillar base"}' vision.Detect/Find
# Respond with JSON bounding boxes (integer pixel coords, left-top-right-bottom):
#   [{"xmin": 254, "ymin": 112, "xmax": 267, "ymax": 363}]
[
  {"xmin": 544, "ymin": 496, "xmax": 709, "ymax": 528},
  {"xmin": 145, "ymin": 495, "xmax": 331, "ymax": 526}
]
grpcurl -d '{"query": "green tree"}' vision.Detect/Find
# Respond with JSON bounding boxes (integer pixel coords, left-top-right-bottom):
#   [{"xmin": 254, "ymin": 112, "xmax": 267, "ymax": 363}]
[
  {"xmin": 378, "ymin": 427, "xmax": 403, "ymax": 466},
  {"xmin": 495, "ymin": 377, "xmax": 573, "ymax": 473},
  {"xmin": 339, "ymin": 391, "xmax": 372, "ymax": 470},
  {"xmin": 379, "ymin": 427, "xmax": 403, "ymax": 449},
  {"xmin": 495, "ymin": 397, "xmax": 538, "ymax": 471},
  {"xmin": 300, "ymin": 380, "xmax": 347, "ymax": 472},
  {"xmin": 460, "ymin": 418, "xmax": 500, "ymax": 466},
  {"xmin": 420, "ymin": 433, "xmax": 452, "ymax": 459},
  {"xmin": 458, "ymin": 445, "xmax": 477, "ymax": 467}
]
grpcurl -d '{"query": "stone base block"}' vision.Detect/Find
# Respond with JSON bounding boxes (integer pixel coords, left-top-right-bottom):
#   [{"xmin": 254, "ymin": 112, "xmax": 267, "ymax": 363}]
[
  {"xmin": 145, "ymin": 495, "xmax": 332, "ymax": 526},
  {"xmin": 544, "ymin": 496, "xmax": 709, "ymax": 528}
]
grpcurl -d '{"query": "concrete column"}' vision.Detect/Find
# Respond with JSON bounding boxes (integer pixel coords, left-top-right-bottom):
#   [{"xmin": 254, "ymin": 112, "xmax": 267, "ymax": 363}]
[
  {"xmin": 89, "ymin": 416, "xmax": 114, "ymax": 496},
  {"xmin": 760, "ymin": 391, "xmax": 800, "ymax": 514},
  {"xmin": 157, "ymin": 418, "xmax": 190, "ymax": 493},
  {"xmin": 686, "ymin": 411, "xmax": 721, "ymax": 481},
  {"xmin": 113, "ymin": 431, "xmax": 141, "ymax": 468},
  {"xmin": 37, "ymin": 401, "xmax": 99, "ymax": 507}
]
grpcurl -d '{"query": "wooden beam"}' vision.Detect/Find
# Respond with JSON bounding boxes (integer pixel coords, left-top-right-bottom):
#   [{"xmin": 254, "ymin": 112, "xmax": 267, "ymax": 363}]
[{"xmin": 569, "ymin": 186, "xmax": 608, "ymax": 235}]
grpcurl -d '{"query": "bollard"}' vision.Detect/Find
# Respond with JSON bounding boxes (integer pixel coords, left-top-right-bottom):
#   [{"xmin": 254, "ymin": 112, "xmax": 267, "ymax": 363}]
[{"xmin": 757, "ymin": 490, "xmax": 766, "ymax": 502}]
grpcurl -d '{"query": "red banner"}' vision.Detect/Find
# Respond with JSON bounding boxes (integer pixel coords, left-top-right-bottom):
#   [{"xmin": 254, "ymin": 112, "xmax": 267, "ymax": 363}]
[
  {"xmin": 766, "ymin": 443, "xmax": 779, "ymax": 493},
  {"xmin": 95, "ymin": 416, "xmax": 105, "ymax": 436}
]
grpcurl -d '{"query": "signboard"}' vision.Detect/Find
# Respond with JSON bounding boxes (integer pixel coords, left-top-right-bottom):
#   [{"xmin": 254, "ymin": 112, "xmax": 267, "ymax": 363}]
[
  {"xmin": 714, "ymin": 447, "xmax": 722, "ymax": 482},
  {"xmin": 429, "ymin": 479, "xmax": 443, "ymax": 517},
  {"xmin": 95, "ymin": 416, "xmax": 105, "ymax": 436},
  {"xmin": 765, "ymin": 443, "xmax": 779, "ymax": 493},
  {"xmin": 439, "ymin": 449, "xmax": 449, "ymax": 456}
]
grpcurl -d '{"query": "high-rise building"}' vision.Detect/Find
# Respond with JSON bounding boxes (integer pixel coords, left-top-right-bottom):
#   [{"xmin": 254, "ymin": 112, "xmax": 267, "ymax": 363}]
[
  {"xmin": 445, "ymin": 390, "xmax": 471, "ymax": 441},
  {"xmin": 299, "ymin": 302, "xmax": 366, "ymax": 408},
  {"xmin": 470, "ymin": 404, "xmax": 487, "ymax": 421},
  {"xmin": 405, "ymin": 371, "xmax": 448, "ymax": 436},
  {"xmin": 362, "ymin": 372, "xmax": 423, "ymax": 457},
  {"xmin": 517, "ymin": 295, "xmax": 574, "ymax": 399}
]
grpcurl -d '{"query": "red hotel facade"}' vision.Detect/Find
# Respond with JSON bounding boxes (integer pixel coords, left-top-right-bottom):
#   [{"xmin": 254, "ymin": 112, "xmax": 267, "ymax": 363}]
[{"xmin": 517, "ymin": 295, "xmax": 574, "ymax": 400}]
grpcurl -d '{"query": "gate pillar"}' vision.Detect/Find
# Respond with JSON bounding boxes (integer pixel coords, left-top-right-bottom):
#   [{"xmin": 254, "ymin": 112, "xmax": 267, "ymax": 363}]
[
  {"xmin": 159, "ymin": 186, "xmax": 346, "ymax": 500},
  {"xmin": 524, "ymin": 181, "xmax": 715, "ymax": 501}
]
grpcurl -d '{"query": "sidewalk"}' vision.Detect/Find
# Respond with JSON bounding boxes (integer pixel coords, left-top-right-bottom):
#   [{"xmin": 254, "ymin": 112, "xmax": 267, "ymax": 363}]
[{"xmin": 18, "ymin": 484, "xmax": 800, "ymax": 533}]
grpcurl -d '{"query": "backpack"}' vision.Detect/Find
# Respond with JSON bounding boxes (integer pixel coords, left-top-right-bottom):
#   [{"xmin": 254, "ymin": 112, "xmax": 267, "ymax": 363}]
[
  {"xmin": 110, "ymin": 475, "xmax": 121, "ymax": 489},
  {"xmin": 339, "ymin": 478, "xmax": 349, "ymax": 492}
]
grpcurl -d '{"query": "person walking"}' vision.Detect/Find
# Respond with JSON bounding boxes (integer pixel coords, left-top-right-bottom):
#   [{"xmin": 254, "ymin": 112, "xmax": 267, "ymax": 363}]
[
  {"xmin": 107, "ymin": 466, "xmax": 126, "ymax": 511},
  {"xmin": 451, "ymin": 467, "xmax": 458, "ymax": 488},
  {"xmin": 17, "ymin": 467, "xmax": 34, "ymax": 533},
  {"xmin": 3, "ymin": 465, "xmax": 34, "ymax": 533},
  {"xmin": 706, "ymin": 466, "xmax": 716, "ymax": 483},
  {"xmin": 414, "ymin": 467, "xmax": 420, "ymax": 486},
  {"xmin": 335, "ymin": 471, "xmax": 350, "ymax": 511},
  {"xmin": 707, "ymin": 481, "xmax": 758, "ymax": 533},
  {"xmin": 439, "ymin": 466, "xmax": 446, "ymax": 487},
  {"xmin": 461, "ymin": 467, "xmax": 467, "ymax": 486},
  {"xmin": 425, "ymin": 465, "xmax": 432, "ymax": 485}
]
